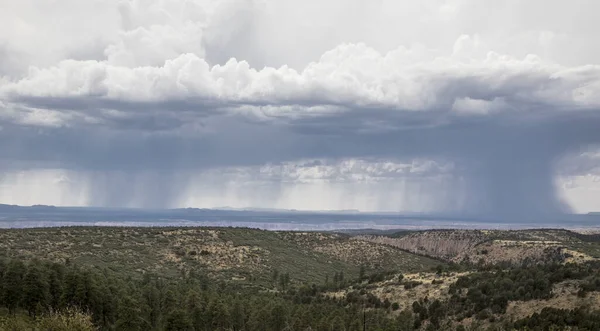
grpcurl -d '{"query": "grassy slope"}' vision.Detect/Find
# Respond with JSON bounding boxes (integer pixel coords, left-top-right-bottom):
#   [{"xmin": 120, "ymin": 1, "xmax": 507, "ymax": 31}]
[{"xmin": 0, "ymin": 227, "xmax": 442, "ymax": 285}]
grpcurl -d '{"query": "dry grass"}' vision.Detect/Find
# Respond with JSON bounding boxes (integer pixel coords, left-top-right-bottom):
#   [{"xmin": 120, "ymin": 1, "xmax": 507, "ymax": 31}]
[{"xmin": 327, "ymin": 271, "xmax": 470, "ymax": 311}]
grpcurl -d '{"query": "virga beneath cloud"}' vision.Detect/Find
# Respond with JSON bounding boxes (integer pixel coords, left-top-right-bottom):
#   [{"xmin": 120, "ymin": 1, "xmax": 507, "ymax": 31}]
[{"xmin": 0, "ymin": 0, "xmax": 599, "ymax": 216}]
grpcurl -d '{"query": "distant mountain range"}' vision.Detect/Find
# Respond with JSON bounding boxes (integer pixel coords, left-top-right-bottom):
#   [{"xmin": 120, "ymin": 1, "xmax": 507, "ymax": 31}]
[
  {"xmin": 1, "ymin": 203, "xmax": 599, "ymax": 231},
  {"xmin": 1, "ymin": 203, "xmax": 599, "ymax": 224}
]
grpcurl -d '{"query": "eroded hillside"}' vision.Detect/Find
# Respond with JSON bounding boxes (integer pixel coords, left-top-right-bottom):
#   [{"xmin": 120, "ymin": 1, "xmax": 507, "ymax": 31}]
[{"xmin": 358, "ymin": 229, "xmax": 600, "ymax": 266}]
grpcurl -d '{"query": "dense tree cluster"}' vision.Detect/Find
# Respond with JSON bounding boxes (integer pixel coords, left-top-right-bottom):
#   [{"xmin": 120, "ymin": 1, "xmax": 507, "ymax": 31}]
[
  {"xmin": 576, "ymin": 263, "xmax": 600, "ymax": 297},
  {"xmin": 514, "ymin": 307, "xmax": 600, "ymax": 331},
  {"xmin": 0, "ymin": 259, "xmax": 415, "ymax": 330},
  {"xmin": 578, "ymin": 276, "xmax": 600, "ymax": 297},
  {"xmin": 1, "ymin": 257, "xmax": 600, "ymax": 330},
  {"xmin": 399, "ymin": 262, "xmax": 600, "ymax": 330},
  {"xmin": 448, "ymin": 262, "xmax": 600, "ymax": 318}
]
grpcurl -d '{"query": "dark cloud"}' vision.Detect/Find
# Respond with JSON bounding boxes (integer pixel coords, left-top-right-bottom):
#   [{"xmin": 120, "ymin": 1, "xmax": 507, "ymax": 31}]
[
  {"xmin": 1, "ymin": 0, "xmax": 600, "ymax": 214},
  {"xmin": 1, "ymin": 102, "xmax": 599, "ymax": 216}
]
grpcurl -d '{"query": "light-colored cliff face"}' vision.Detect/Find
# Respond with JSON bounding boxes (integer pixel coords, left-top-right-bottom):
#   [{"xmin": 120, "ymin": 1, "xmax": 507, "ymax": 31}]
[
  {"xmin": 358, "ymin": 230, "xmax": 486, "ymax": 262},
  {"xmin": 357, "ymin": 229, "xmax": 591, "ymax": 266}
]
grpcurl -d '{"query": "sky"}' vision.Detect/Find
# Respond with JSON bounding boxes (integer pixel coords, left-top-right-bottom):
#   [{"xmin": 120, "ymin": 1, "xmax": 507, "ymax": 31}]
[{"xmin": 0, "ymin": 0, "xmax": 599, "ymax": 216}]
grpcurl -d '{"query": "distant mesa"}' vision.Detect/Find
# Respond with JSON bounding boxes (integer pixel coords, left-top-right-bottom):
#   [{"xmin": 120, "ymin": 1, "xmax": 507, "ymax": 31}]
[
  {"xmin": 176, "ymin": 207, "xmax": 213, "ymax": 213},
  {"xmin": 30, "ymin": 204, "xmax": 57, "ymax": 209},
  {"xmin": 0, "ymin": 204, "xmax": 58, "ymax": 212},
  {"xmin": 0, "ymin": 204, "xmax": 20, "ymax": 211}
]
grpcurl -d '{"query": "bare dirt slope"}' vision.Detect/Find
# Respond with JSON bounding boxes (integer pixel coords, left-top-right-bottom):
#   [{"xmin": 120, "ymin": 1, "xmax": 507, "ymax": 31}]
[{"xmin": 358, "ymin": 229, "xmax": 600, "ymax": 266}]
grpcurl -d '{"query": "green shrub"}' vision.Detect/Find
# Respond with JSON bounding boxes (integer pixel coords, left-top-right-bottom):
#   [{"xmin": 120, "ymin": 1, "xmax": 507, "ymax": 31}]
[{"xmin": 36, "ymin": 309, "xmax": 97, "ymax": 331}]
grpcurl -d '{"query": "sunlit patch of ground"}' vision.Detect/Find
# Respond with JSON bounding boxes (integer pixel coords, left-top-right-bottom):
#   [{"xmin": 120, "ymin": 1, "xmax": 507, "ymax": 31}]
[
  {"xmin": 326, "ymin": 271, "xmax": 471, "ymax": 311},
  {"xmin": 506, "ymin": 281, "xmax": 600, "ymax": 320}
]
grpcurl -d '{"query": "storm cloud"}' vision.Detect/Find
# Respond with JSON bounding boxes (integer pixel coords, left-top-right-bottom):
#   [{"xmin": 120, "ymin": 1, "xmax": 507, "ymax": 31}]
[{"xmin": 1, "ymin": 0, "xmax": 599, "ymax": 217}]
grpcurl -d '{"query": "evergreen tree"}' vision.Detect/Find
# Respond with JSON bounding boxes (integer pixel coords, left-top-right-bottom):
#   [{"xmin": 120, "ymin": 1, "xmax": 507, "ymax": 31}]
[
  {"xmin": 0, "ymin": 259, "xmax": 6, "ymax": 307},
  {"xmin": 2, "ymin": 260, "xmax": 26, "ymax": 315},
  {"xmin": 97, "ymin": 284, "xmax": 118, "ymax": 328},
  {"xmin": 331, "ymin": 314, "xmax": 346, "ymax": 331},
  {"xmin": 190, "ymin": 294, "xmax": 210, "ymax": 331},
  {"xmin": 76, "ymin": 270, "xmax": 102, "ymax": 325},
  {"xmin": 279, "ymin": 272, "xmax": 291, "ymax": 290},
  {"xmin": 48, "ymin": 263, "xmax": 65, "ymax": 310},
  {"xmin": 348, "ymin": 317, "xmax": 362, "ymax": 331},
  {"xmin": 185, "ymin": 289, "xmax": 201, "ymax": 312},
  {"xmin": 115, "ymin": 295, "xmax": 146, "ymax": 331},
  {"xmin": 230, "ymin": 299, "xmax": 246, "ymax": 331},
  {"xmin": 164, "ymin": 308, "xmax": 193, "ymax": 331},
  {"xmin": 269, "ymin": 303, "xmax": 288, "ymax": 331},
  {"xmin": 22, "ymin": 263, "xmax": 50, "ymax": 317},
  {"xmin": 62, "ymin": 268, "xmax": 80, "ymax": 307},
  {"xmin": 143, "ymin": 281, "xmax": 162, "ymax": 329},
  {"xmin": 208, "ymin": 298, "xmax": 230, "ymax": 330},
  {"xmin": 248, "ymin": 307, "xmax": 270, "ymax": 331},
  {"xmin": 162, "ymin": 288, "xmax": 178, "ymax": 314}
]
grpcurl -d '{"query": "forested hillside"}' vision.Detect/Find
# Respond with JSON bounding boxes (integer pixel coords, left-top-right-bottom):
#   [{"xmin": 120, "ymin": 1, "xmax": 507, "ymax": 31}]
[{"xmin": 0, "ymin": 227, "xmax": 599, "ymax": 330}]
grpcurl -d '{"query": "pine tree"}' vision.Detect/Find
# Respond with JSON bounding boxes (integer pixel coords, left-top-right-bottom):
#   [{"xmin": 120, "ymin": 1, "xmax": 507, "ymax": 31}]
[
  {"xmin": 248, "ymin": 307, "xmax": 270, "ymax": 331},
  {"xmin": 2, "ymin": 260, "xmax": 26, "ymax": 315},
  {"xmin": 185, "ymin": 289, "xmax": 200, "ymax": 312},
  {"xmin": 208, "ymin": 299, "xmax": 230, "ymax": 330},
  {"xmin": 143, "ymin": 281, "xmax": 161, "ymax": 329},
  {"xmin": 97, "ymin": 284, "xmax": 118, "ymax": 328},
  {"xmin": 269, "ymin": 304, "xmax": 288, "ymax": 331},
  {"xmin": 165, "ymin": 308, "xmax": 193, "ymax": 331},
  {"xmin": 76, "ymin": 270, "xmax": 102, "ymax": 325},
  {"xmin": 62, "ymin": 268, "xmax": 80, "ymax": 308},
  {"xmin": 48, "ymin": 263, "xmax": 65, "ymax": 310},
  {"xmin": 279, "ymin": 272, "xmax": 291, "ymax": 290},
  {"xmin": 230, "ymin": 299, "xmax": 246, "ymax": 331},
  {"xmin": 115, "ymin": 295, "xmax": 145, "ymax": 331},
  {"xmin": 331, "ymin": 314, "xmax": 346, "ymax": 331},
  {"xmin": 162, "ymin": 288, "xmax": 178, "ymax": 314},
  {"xmin": 0, "ymin": 259, "xmax": 6, "ymax": 307},
  {"xmin": 190, "ymin": 293, "xmax": 210, "ymax": 331},
  {"xmin": 22, "ymin": 263, "xmax": 50, "ymax": 317}
]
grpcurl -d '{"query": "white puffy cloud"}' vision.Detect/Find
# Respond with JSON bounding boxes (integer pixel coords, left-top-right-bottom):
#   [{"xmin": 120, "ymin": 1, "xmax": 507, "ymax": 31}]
[
  {"xmin": 1, "ymin": 0, "xmax": 599, "ymax": 108},
  {"xmin": 2, "ymin": 43, "xmax": 600, "ymax": 125},
  {"xmin": 3, "ymin": 0, "xmax": 600, "ymax": 72},
  {"xmin": 1, "ymin": 0, "xmax": 599, "ymax": 128}
]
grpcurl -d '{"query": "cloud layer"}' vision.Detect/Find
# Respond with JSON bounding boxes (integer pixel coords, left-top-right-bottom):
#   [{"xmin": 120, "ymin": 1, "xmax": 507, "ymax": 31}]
[
  {"xmin": 3, "ymin": 43, "xmax": 600, "ymax": 123},
  {"xmin": 1, "ymin": 0, "xmax": 600, "ymax": 216}
]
